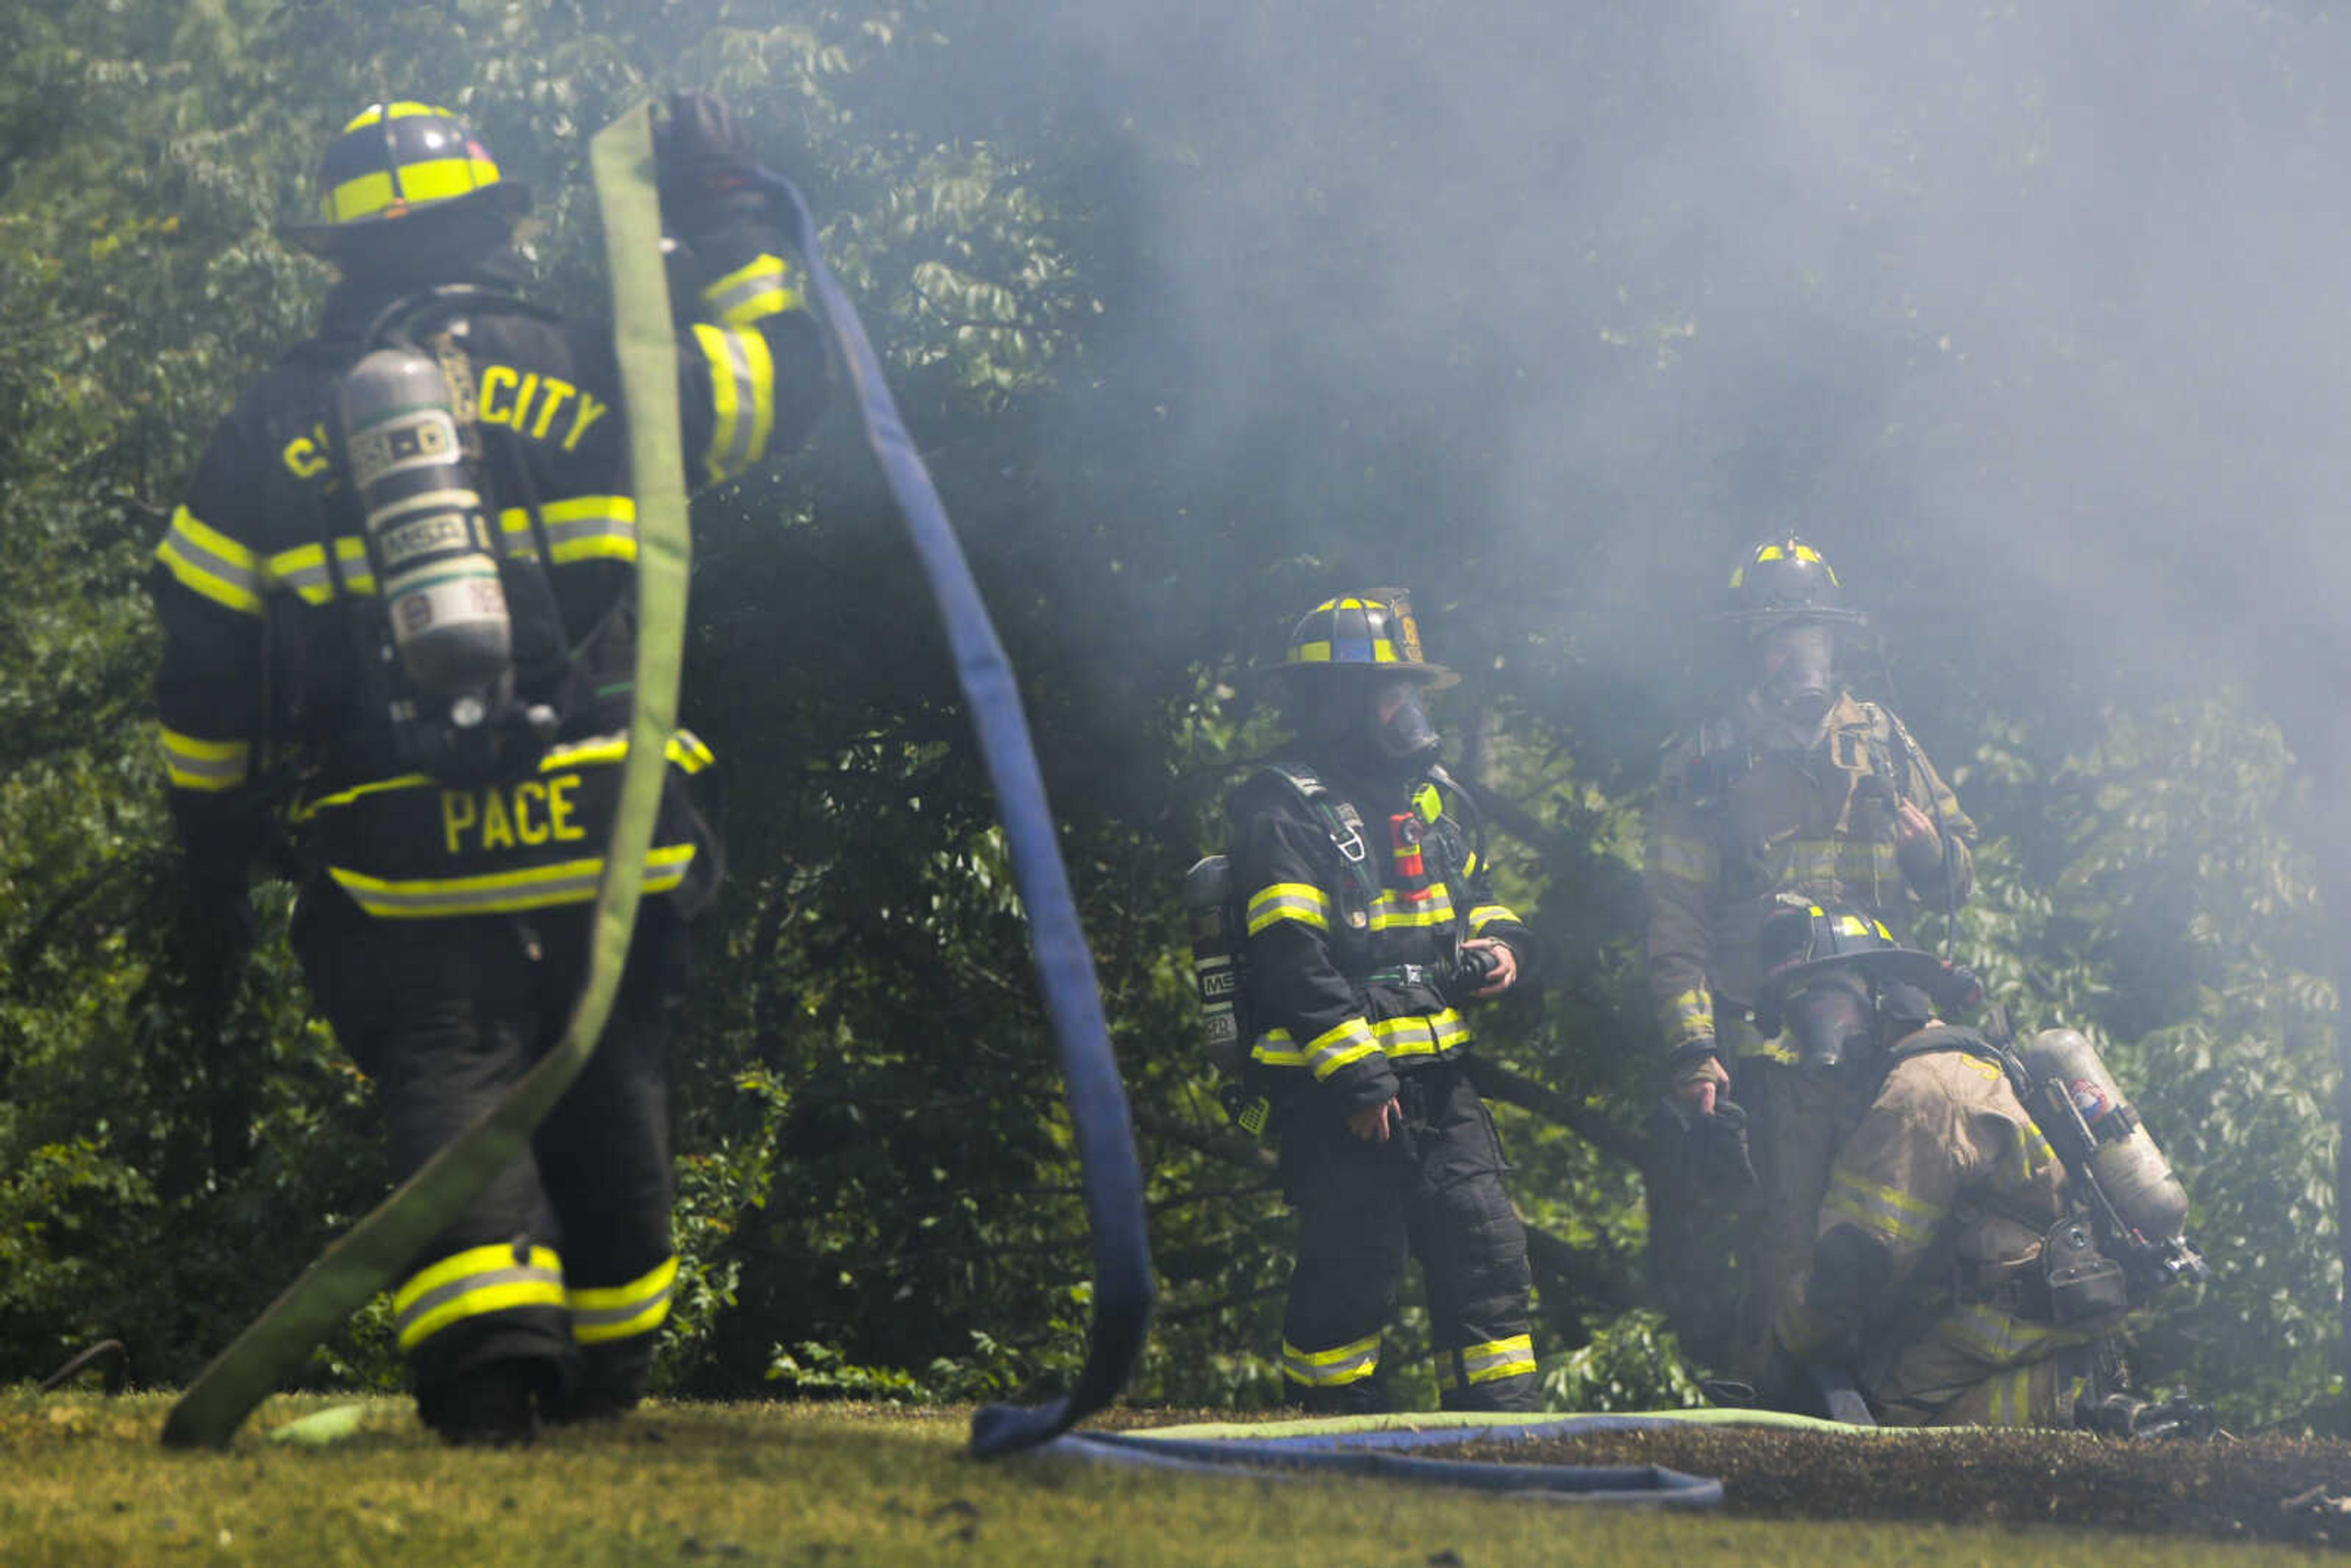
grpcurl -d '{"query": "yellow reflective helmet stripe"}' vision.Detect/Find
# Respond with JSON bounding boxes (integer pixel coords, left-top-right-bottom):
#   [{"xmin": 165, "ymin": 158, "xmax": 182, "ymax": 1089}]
[
  {"xmin": 341, "ymin": 101, "xmax": 447, "ymax": 132},
  {"xmin": 568, "ymin": 1254, "xmax": 678, "ymax": 1345},
  {"xmin": 156, "ymin": 507, "xmax": 263, "ymax": 616},
  {"xmin": 392, "ymin": 1243, "xmax": 566, "ymax": 1352},
  {"xmin": 158, "ymin": 726, "xmax": 252, "ymax": 793},
  {"xmin": 325, "ymin": 154, "xmax": 504, "ymax": 225}
]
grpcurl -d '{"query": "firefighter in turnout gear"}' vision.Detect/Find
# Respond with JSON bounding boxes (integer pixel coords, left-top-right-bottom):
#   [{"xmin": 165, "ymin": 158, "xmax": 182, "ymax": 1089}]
[
  {"xmin": 1231, "ymin": 592, "xmax": 1541, "ymax": 1412},
  {"xmin": 1643, "ymin": 535, "xmax": 1978, "ymax": 1378},
  {"xmin": 1755, "ymin": 902, "xmax": 2209, "ymax": 1433},
  {"xmin": 148, "ymin": 96, "xmax": 828, "ymax": 1444}
]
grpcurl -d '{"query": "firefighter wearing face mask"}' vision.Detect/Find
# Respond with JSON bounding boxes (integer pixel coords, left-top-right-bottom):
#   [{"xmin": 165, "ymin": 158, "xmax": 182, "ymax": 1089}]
[
  {"xmin": 1231, "ymin": 591, "xmax": 1541, "ymax": 1412},
  {"xmin": 1753, "ymin": 902, "xmax": 2208, "ymax": 1433},
  {"xmin": 1643, "ymin": 536, "xmax": 1978, "ymax": 1378}
]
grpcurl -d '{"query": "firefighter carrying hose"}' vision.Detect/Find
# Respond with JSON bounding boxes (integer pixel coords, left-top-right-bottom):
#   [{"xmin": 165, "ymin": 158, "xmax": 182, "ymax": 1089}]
[
  {"xmin": 147, "ymin": 94, "xmax": 828, "ymax": 1444},
  {"xmin": 1226, "ymin": 591, "xmax": 1541, "ymax": 1412},
  {"xmin": 1642, "ymin": 535, "xmax": 1978, "ymax": 1377},
  {"xmin": 1750, "ymin": 899, "xmax": 2211, "ymax": 1433}
]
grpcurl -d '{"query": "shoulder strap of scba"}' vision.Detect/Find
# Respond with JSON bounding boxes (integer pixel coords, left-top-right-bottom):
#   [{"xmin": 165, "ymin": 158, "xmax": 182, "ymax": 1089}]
[
  {"xmin": 163, "ymin": 103, "xmax": 692, "ymax": 1450},
  {"xmin": 738, "ymin": 160, "xmax": 1151, "ymax": 1457},
  {"xmin": 1258, "ymin": 759, "xmax": 1378, "ymax": 916}
]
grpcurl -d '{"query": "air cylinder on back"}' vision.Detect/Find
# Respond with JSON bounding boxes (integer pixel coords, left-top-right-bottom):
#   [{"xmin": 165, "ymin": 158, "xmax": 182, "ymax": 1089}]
[
  {"xmin": 337, "ymin": 346, "xmax": 511, "ymax": 713},
  {"xmin": 2020, "ymin": 1027, "xmax": 2191, "ymax": 1247},
  {"xmin": 1182, "ymin": 855, "xmax": 1251, "ymax": 1078}
]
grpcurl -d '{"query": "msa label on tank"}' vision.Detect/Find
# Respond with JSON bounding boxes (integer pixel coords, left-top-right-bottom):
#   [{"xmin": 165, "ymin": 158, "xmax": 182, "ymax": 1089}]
[
  {"xmin": 378, "ymin": 512, "xmax": 476, "ymax": 571},
  {"xmin": 347, "ymin": 409, "xmax": 460, "ymax": 486}
]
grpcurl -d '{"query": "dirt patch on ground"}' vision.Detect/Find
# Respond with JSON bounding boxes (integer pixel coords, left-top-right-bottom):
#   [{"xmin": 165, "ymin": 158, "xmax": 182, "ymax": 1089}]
[{"xmin": 1426, "ymin": 1426, "xmax": 2351, "ymax": 1547}]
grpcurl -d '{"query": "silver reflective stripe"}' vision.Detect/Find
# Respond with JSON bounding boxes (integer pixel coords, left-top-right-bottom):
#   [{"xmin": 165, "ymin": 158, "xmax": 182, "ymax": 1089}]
[
  {"xmin": 394, "ymin": 1262, "xmax": 563, "ymax": 1340},
  {"xmin": 571, "ymin": 1278, "xmax": 674, "ymax": 1333},
  {"xmin": 713, "ymin": 329, "xmax": 761, "ymax": 474}
]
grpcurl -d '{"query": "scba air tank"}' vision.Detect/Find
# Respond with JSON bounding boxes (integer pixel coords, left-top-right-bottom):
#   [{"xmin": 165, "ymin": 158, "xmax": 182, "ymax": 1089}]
[
  {"xmin": 2020, "ymin": 1027, "xmax": 2191, "ymax": 1247},
  {"xmin": 1182, "ymin": 855, "xmax": 1251, "ymax": 1078},
  {"xmin": 337, "ymin": 347, "xmax": 511, "ymax": 714}
]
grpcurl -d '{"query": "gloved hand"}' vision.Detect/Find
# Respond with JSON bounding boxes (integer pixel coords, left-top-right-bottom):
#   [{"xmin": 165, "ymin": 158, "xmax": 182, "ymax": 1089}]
[
  {"xmin": 1646, "ymin": 1090, "xmax": 1758, "ymax": 1196},
  {"xmin": 654, "ymin": 90, "xmax": 770, "ymax": 236}
]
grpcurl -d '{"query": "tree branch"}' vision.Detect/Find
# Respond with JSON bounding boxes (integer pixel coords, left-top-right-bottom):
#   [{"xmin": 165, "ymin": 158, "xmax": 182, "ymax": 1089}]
[{"xmin": 1465, "ymin": 1056, "xmax": 1646, "ymax": 1166}]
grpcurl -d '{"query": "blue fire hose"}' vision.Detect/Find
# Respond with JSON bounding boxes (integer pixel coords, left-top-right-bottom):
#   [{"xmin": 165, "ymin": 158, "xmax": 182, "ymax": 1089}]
[{"xmin": 749, "ymin": 167, "xmax": 1154, "ymax": 1457}]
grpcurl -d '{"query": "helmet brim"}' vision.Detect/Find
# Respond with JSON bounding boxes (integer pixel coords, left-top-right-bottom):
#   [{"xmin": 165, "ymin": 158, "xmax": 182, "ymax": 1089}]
[
  {"xmin": 1711, "ymin": 607, "xmax": 1870, "ymax": 631},
  {"xmin": 1246, "ymin": 660, "xmax": 1461, "ymax": 696},
  {"xmin": 284, "ymin": 179, "xmax": 534, "ymax": 257},
  {"xmin": 1760, "ymin": 946, "xmax": 1951, "ymax": 1007}
]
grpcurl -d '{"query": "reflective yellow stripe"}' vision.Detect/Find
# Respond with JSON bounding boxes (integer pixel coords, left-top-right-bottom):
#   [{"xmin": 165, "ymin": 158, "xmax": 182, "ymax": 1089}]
[
  {"xmin": 1947, "ymin": 1301, "xmax": 2084, "ymax": 1364},
  {"xmin": 1245, "ymin": 882, "xmax": 1331, "ymax": 935},
  {"xmin": 1986, "ymin": 1364, "xmax": 2036, "ymax": 1427},
  {"xmin": 1823, "ymin": 1167, "xmax": 1944, "ymax": 1246},
  {"xmin": 1368, "ymin": 882, "xmax": 1455, "ymax": 931},
  {"xmin": 1452, "ymin": 1334, "xmax": 1536, "ymax": 1386},
  {"xmin": 329, "ymin": 843, "xmax": 697, "ymax": 919},
  {"xmin": 1250, "ymin": 1029, "xmax": 1307, "ymax": 1068},
  {"xmin": 693, "ymin": 323, "xmax": 777, "ymax": 482},
  {"xmin": 1649, "ymin": 831, "xmax": 1716, "ymax": 883},
  {"xmin": 568, "ymin": 1255, "xmax": 678, "ymax": 1345},
  {"xmin": 295, "ymin": 730, "xmax": 713, "ymax": 817},
  {"xmin": 702, "ymin": 253, "xmax": 804, "ymax": 327},
  {"xmin": 1303, "ymin": 1018, "xmax": 1381, "ymax": 1079},
  {"xmin": 156, "ymin": 507, "xmax": 263, "ymax": 615},
  {"xmin": 1370, "ymin": 1008, "xmax": 1471, "ymax": 1059},
  {"xmin": 1466, "ymin": 904, "xmax": 1514, "ymax": 934},
  {"xmin": 342, "ymin": 101, "xmax": 447, "ymax": 132},
  {"xmin": 264, "ymin": 536, "xmax": 375, "ymax": 602},
  {"xmin": 497, "ymin": 495, "xmax": 639, "ymax": 565},
  {"xmin": 1288, "ymin": 639, "xmax": 1398, "ymax": 666},
  {"xmin": 1282, "ymin": 1332, "xmax": 1381, "ymax": 1387},
  {"xmin": 158, "ymin": 726, "xmax": 252, "ymax": 793},
  {"xmin": 393, "ymin": 1243, "xmax": 565, "ymax": 1352},
  {"xmin": 326, "ymin": 154, "xmax": 503, "ymax": 223}
]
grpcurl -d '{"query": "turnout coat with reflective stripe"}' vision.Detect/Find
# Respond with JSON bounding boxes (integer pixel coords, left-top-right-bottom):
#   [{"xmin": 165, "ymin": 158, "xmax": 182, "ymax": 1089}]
[
  {"xmin": 1774, "ymin": 1028, "xmax": 2116, "ymax": 1425},
  {"xmin": 1229, "ymin": 759, "xmax": 1532, "ymax": 1118},
  {"xmin": 1644, "ymin": 691, "xmax": 1976, "ymax": 1056},
  {"xmin": 151, "ymin": 217, "xmax": 825, "ymax": 913}
]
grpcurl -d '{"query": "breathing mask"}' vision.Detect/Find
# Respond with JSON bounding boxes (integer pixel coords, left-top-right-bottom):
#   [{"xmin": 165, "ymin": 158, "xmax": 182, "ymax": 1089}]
[
  {"xmin": 1373, "ymin": 680, "xmax": 1441, "ymax": 766},
  {"xmin": 1755, "ymin": 621, "xmax": 1837, "ymax": 728},
  {"xmin": 1780, "ymin": 972, "xmax": 1877, "ymax": 1070}
]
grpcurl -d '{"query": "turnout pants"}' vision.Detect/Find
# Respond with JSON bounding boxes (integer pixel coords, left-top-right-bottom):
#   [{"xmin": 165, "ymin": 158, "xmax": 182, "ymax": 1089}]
[
  {"xmin": 294, "ymin": 888, "xmax": 689, "ymax": 1417},
  {"xmin": 1730, "ymin": 1057, "xmax": 1874, "ymax": 1381},
  {"xmin": 1276, "ymin": 1063, "xmax": 1539, "ymax": 1413}
]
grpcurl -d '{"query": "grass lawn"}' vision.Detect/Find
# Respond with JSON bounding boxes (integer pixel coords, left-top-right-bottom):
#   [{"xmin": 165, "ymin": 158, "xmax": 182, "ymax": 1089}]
[{"xmin": 0, "ymin": 1390, "xmax": 2317, "ymax": 1566}]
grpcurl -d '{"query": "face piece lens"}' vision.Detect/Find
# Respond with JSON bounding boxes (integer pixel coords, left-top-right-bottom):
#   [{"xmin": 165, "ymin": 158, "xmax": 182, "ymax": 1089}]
[
  {"xmin": 1373, "ymin": 681, "xmax": 1440, "ymax": 762},
  {"xmin": 1783, "ymin": 973, "xmax": 1875, "ymax": 1070},
  {"xmin": 1756, "ymin": 621, "xmax": 1836, "ymax": 726}
]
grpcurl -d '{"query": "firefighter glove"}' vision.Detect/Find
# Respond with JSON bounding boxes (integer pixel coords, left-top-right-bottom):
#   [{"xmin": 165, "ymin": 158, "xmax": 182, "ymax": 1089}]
[{"xmin": 656, "ymin": 91, "xmax": 770, "ymax": 234}]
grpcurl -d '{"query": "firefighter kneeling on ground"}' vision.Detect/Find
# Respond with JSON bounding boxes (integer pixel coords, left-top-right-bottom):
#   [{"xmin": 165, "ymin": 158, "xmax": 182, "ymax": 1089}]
[
  {"xmin": 148, "ymin": 94, "xmax": 828, "ymax": 1443},
  {"xmin": 1747, "ymin": 900, "xmax": 2213, "ymax": 1434},
  {"xmin": 1227, "ymin": 591, "xmax": 1540, "ymax": 1412}
]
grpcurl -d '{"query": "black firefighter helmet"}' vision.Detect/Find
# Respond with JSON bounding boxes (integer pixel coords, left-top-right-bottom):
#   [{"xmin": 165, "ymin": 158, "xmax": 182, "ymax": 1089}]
[
  {"xmin": 1255, "ymin": 590, "xmax": 1456, "ymax": 769},
  {"xmin": 286, "ymin": 101, "xmax": 532, "ymax": 256},
  {"xmin": 1717, "ymin": 535, "xmax": 1868, "ymax": 632},
  {"xmin": 1750, "ymin": 898, "xmax": 1980, "ymax": 1068}
]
